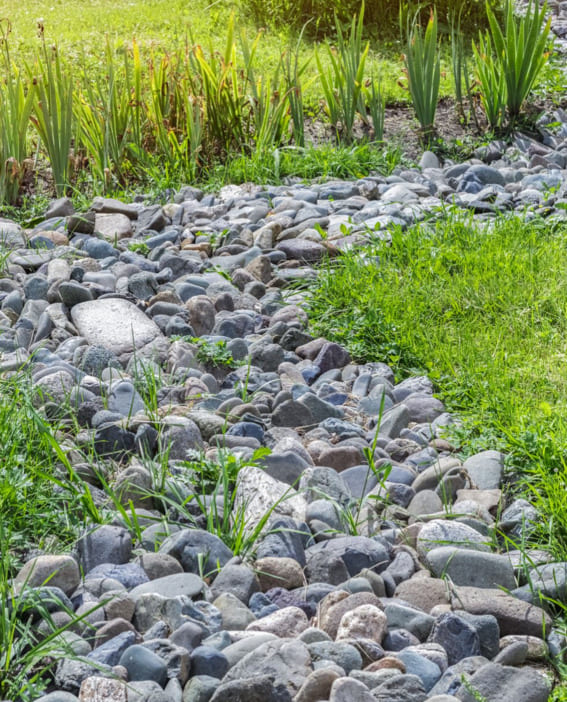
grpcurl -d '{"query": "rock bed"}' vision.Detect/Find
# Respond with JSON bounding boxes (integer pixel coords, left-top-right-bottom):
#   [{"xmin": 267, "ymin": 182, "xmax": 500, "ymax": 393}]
[{"xmin": 4, "ymin": 115, "xmax": 567, "ymax": 702}]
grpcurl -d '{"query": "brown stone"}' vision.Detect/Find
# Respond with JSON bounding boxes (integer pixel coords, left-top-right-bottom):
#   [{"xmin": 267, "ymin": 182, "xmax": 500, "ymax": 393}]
[
  {"xmin": 135, "ymin": 552, "xmax": 183, "ymax": 580},
  {"xmin": 366, "ymin": 656, "xmax": 407, "ymax": 673},
  {"xmin": 94, "ymin": 618, "xmax": 139, "ymax": 648},
  {"xmin": 315, "ymin": 445, "xmax": 364, "ymax": 471},
  {"xmin": 255, "ymin": 557, "xmax": 305, "ymax": 591},
  {"xmin": 394, "ymin": 577, "xmax": 450, "ymax": 613},
  {"xmin": 294, "ymin": 667, "xmax": 340, "ymax": 702}
]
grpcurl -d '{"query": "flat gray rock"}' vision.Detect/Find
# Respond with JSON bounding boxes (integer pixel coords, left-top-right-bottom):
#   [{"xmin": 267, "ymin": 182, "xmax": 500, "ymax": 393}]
[
  {"xmin": 426, "ymin": 547, "xmax": 516, "ymax": 590},
  {"xmin": 455, "ymin": 662, "xmax": 550, "ymax": 702},
  {"xmin": 416, "ymin": 520, "xmax": 491, "ymax": 560},
  {"xmin": 450, "ymin": 586, "xmax": 551, "ymax": 638},
  {"xmin": 129, "ymin": 573, "xmax": 206, "ymax": 600},
  {"xmin": 221, "ymin": 638, "xmax": 311, "ymax": 697}
]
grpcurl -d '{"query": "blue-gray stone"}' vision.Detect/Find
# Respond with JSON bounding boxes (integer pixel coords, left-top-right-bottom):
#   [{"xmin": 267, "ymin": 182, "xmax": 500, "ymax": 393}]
[
  {"xmin": 191, "ymin": 646, "xmax": 229, "ymax": 678},
  {"xmin": 307, "ymin": 641, "xmax": 362, "ymax": 674},
  {"xmin": 86, "ymin": 562, "xmax": 149, "ymax": 589},
  {"xmin": 306, "ymin": 536, "xmax": 390, "ymax": 577},
  {"xmin": 87, "ymin": 631, "xmax": 137, "ymax": 666},
  {"xmin": 256, "ymin": 518, "xmax": 307, "ymax": 566},
  {"xmin": 83, "ymin": 238, "xmax": 118, "ymax": 259},
  {"xmin": 119, "ymin": 644, "xmax": 168, "ymax": 686},
  {"xmin": 159, "ymin": 529, "xmax": 233, "ymax": 576},
  {"xmin": 396, "ymin": 649, "xmax": 442, "ymax": 691}
]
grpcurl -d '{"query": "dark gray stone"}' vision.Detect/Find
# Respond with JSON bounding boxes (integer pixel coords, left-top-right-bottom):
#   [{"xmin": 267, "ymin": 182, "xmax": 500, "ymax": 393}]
[
  {"xmin": 77, "ymin": 525, "xmax": 133, "ymax": 572},
  {"xmin": 87, "ymin": 630, "xmax": 137, "ymax": 666},
  {"xmin": 209, "ymin": 675, "xmax": 292, "ymax": 702},
  {"xmin": 307, "ymin": 640, "xmax": 363, "ymax": 674},
  {"xmin": 190, "ymin": 646, "xmax": 229, "ymax": 678},
  {"xmin": 305, "ymin": 536, "xmax": 390, "ymax": 577},
  {"xmin": 455, "ymin": 662, "xmax": 550, "ymax": 702},
  {"xmin": 119, "ymin": 644, "xmax": 168, "ymax": 686},
  {"xmin": 372, "ymin": 673, "xmax": 428, "ymax": 702},
  {"xmin": 159, "ymin": 529, "xmax": 233, "ymax": 576},
  {"xmin": 428, "ymin": 612, "xmax": 481, "ymax": 665}
]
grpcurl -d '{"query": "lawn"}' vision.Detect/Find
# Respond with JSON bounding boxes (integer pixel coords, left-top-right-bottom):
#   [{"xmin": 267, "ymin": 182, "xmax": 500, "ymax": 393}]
[{"xmin": 0, "ymin": 0, "xmax": 437, "ymax": 107}]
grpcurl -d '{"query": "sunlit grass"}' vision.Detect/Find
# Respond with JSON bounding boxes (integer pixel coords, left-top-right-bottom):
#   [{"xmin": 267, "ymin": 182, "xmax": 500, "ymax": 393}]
[{"xmin": 307, "ymin": 211, "xmax": 567, "ymax": 560}]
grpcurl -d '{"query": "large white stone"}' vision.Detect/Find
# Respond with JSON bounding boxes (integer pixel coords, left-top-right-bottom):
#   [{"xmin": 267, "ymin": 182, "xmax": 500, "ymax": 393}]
[
  {"xmin": 71, "ymin": 298, "xmax": 163, "ymax": 357},
  {"xmin": 234, "ymin": 466, "xmax": 307, "ymax": 532}
]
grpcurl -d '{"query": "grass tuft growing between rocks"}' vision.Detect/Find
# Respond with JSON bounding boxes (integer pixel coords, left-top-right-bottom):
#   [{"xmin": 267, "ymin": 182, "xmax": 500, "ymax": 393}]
[
  {"xmin": 0, "ymin": 372, "xmax": 85, "ymax": 560},
  {"xmin": 307, "ymin": 211, "xmax": 567, "ymax": 562}
]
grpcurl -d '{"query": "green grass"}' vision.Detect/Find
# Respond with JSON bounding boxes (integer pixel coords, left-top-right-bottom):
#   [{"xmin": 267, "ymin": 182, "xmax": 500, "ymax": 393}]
[
  {"xmin": 307, "ymin": 211, "xmax": 567, "ymax": 560},
  {"xmin": 0, "ymin": 373, "xmax": 84, "ymax": 560},
  {"xmin": 0, "ymin": 0, "xmax": 454, "ymax": 108}
]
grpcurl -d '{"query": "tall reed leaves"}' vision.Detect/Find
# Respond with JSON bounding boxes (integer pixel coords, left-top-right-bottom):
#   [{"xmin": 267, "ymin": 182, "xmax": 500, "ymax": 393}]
[
  {"xmin": 450, "ymin": 8, "xmax": 479, "ymax": 129},
  {"xmin": 403, "ymin": 9, "xmax": 441, "ymax": 138},
  {"xmin": 75, "ymin": 40, "xmax": 140, "ymax": 189},
  {"xmin": 474, "ymin": 0, "xmax": 551, "ymax": 128},
  {"xmin": 30, "ymin": 31, "xmax": 74, "ymax": 196},
  {"xmin": 0, "ymin": 22, "xmax": 34, "ymax": 205},
  {"xmin": 189, "ymin": 17, "xmax": 253, "ymax": 156},
  {"xmin": 281, "ymin": 25, "xmax": 311, "ymax": 148},
  {"xmin": 473, "ymin": 32, "xmax": 507, "ymax": 129},
  {"xmin": 316, "ymin": 6, "xmax": 369, "ymax": 143},
  {"xmin": 486, "ymin": 0, "xmax": 551, "ymax": 120}
]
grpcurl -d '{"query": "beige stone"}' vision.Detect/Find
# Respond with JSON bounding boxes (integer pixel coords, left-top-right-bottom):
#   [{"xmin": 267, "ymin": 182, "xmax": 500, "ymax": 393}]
[
  {"xmin": 336, "ymin": 604, "xmax": 388, "ymax": 643},
  {"xmin": 79, "ymin": 676, "xmax": 127, "ymax": 701},
  {"xmin": 246, "ymin": 605, "xmax": 309, "ymax": 637},
  {"xmin": 318, "ymin": 591, "xmax": 383, "ymax": 640},
  {"xmin": 15, "ymin": 555, "xmax": 80, "ymax": 595},
  {"xmin": 394, "ymin": 577, "xmax": 450, "ymax": 613},
  {"xmin": 95, "ymin": 213, "xmax": 132, "ymax": 241}
]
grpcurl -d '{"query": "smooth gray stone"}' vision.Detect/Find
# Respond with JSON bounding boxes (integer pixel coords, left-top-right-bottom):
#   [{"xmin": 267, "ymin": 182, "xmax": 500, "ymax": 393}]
[
  {"xmin": 384, "ymin": 602, "xmax": 435, "ymax": 641},
  {"xmin": 372, "ymin": 673, "xmax": 428, "ymax": 702},
  {"xmin": 462, "ymin": 450, "xmax": 504, "ymax": 490},
  {"xmin": 396, "ymin": 650, "xmax": 442, "ymax": 691},
  {"xmin": 130, "ymin": 573, "xmax": 206, "ymax": 601},
  {"xmin": 307, "ymin": 641, "xmax": 363, "ymax": 674},
  {"xmin": 455, "ymin": 662, "xmax": 550, "ymax": 702},
  {"xmin": 425, "ymin": 547, "xmax": 515, "ymax": 590},
  {"xmin": 305, "ymin": 535, "xmax": 390, "ymax": 577},
  {"xmin": 159, "ymin": 529, "xmax": 233, "ymax": 576},
  {"xmin": 119, "ymin": 644, "xmax": 168, "ymax": 686}
]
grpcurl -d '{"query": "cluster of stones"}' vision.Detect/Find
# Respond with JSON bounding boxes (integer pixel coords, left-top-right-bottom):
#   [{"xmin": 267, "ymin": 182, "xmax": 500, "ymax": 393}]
[{"xmin": 3, "ymin": 118, "xmax": 567, "ymax": 702}]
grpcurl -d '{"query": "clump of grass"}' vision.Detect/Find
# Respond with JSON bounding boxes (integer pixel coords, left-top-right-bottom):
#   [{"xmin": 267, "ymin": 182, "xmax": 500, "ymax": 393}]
[
  {"xmin": 192, "ymin": 339, "xmax": 238, "ymax": 369},
  {"xmin": 0, "ymin": 372, "xmax": 83, "ymax": 555},
  {"xmin": 218, "ymin": 141, "xmax": 403, "ymax": 185},
  {"xmin": 155, "ymin": 447, "xmax": 294, "ymax": 560},
  {"xmin": 307, "ymin": 212, "xmax": 567, "ymax": 559}
]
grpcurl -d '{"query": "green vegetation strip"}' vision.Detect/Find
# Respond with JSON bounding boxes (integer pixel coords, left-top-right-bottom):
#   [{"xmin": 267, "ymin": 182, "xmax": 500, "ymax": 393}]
[{"xmin": 307, "ymin": 212, "xmax": 567, "ymax": 560}]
